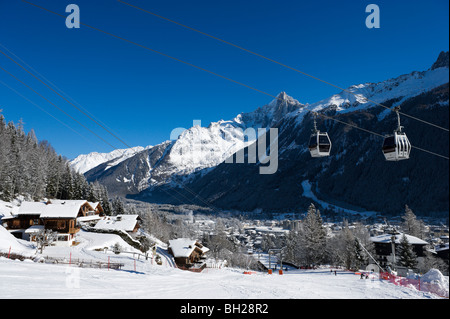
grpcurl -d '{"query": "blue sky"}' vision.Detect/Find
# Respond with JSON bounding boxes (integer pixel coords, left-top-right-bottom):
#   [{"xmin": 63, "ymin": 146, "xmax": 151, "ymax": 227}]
[{"xmin": 0, "ymin": 0, "xmax": 448, "ymax": 159}]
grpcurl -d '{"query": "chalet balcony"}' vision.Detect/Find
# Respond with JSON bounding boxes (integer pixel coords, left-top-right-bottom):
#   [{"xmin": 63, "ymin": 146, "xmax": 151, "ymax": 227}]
[{"xmin": 43, "ymin": 219, "xmax": 79, "ymax": 234}]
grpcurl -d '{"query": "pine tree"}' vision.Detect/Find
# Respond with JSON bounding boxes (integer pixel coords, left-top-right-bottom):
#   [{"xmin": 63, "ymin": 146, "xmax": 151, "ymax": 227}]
[
  {"xmin": 0, "ymin": 114, "xmax": 104, "ymax": 204},
  {"xmin": 112, "ymin": 197, "xmax": 125, "ymax": 215},
  {"xmin": 397, "ymin": 234, "xmax": 418, "ymax": 269},
  {"xmin": 59, "ymin": 165, "xmax": 74, "ymax": 199},
  {"xmin": 99, "ymin": 185, "xmax": 112, "ymax": 215}
]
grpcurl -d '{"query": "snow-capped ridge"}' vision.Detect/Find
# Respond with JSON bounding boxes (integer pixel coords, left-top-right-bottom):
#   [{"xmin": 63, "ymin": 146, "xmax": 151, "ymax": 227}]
[
  {"xmin": 303, "ymin": 51, "xmax": 449, "ymax": 116},
  {"xmin": 70, "ymin": 146, "xmax": 152, "ymax": 174}
]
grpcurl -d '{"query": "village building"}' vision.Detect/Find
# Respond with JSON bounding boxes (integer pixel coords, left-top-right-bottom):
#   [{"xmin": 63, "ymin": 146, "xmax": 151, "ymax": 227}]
[
  {"xmin": 93, "ymin": 214, "xmax": 142, "ymax": 237},
  {"xmin": 435, "ymin": 243, "xmax": 449, "ymax": 263},
  {"xmin": 370, "ymin": 232, "xmax": 429, "ymax": 273},
  {"xmin": 2, "ymin": 200, "xmax": 103, "ymax": 246},
  {"xmin": 168, "ymin": 238, "xmax": 209, "ymax": 271}
]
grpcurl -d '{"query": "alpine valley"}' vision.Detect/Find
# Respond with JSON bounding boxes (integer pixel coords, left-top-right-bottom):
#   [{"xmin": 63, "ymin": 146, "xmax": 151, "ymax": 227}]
[{"xmin": 72, "ymin": 51, "xmax": 449, "ymax": 217}]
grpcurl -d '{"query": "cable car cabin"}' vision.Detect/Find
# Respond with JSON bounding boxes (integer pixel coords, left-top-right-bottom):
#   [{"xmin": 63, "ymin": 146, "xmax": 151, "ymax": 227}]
[
  {"xmin": 309, "ymin": 132, "xmax": 332, "ymax": 157},
  {"xmin": 382, "ymin": 132, "xmax": 411, "ymax": 161}
]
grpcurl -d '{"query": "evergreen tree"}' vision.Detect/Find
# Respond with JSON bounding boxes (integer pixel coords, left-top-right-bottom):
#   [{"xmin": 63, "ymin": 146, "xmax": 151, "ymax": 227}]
[
  {"xmin": 112, "ymin": 197, "xmax": 125, "ymax": 215},
  {"xmin": 397, "ymin": 234, "xmax": 418, "ymax": 269},
  {"xmin": 0, "ymin": 114, "xmax": 111, "ymax": 206},
  {"xmin": 59, "ymin": 165, "xmax": 74, "ymax": 199},
  {"xmin": 353, "ymin": 238, "xmax": 365, "ymax": 270},
  {"xmin": 99, "ymin": 185, "xmax": 112, "ymax": 215}
]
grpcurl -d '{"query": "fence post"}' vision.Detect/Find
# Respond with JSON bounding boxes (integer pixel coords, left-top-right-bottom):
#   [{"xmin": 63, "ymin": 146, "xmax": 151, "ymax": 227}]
[
  {"xmin": 69, "ymin": 252, "xmax": 72, "ymax": 266},
  {"xmin": 108, "ymin": 256, "xmax": 110, "ymax": 271},
  {"xmin": 7, "ymin": 246, "xmax": 11, "ymax": 259}
]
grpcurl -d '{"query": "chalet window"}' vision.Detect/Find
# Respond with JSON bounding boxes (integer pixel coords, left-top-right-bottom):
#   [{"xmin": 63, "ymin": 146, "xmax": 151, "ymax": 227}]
[
  {"xmin": 57, "ymin": 235, "xmax": 68, "ymax": 241},
  {"xmin": 57, "ymin": 220, "xmax": 65, "ymax": 230}
]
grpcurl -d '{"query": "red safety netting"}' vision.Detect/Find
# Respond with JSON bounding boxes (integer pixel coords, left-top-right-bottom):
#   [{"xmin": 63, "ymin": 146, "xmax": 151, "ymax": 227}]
[{"xmin": 379, "ymin": 272, "xmax": 449, "ymax": 298}]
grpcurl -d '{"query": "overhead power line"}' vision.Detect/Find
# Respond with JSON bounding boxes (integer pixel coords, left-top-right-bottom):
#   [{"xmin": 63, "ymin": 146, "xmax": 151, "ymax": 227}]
[{"xmin": 117, "ymin": 0, "xmax": 449, "ymax": 133}]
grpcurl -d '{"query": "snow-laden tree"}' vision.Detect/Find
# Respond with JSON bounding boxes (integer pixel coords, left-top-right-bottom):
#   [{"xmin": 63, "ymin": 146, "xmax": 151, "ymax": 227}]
[
  {"xmin": 112, "ymin": 197, "xmax": 126, "ymax": 216},
  {"xmin": 298, "ymin": 203, "xmax": 327, "ymax": 266},
  {"xmin": 402, "ymin": 205, "xmax": 424, "ymax": 239},
  {"xmin": 35, "ymin": 229, "xmax": 58, "ymax": 254},
  {"xmin": 0, "ymin": 114, "xmax": 111, "ymax": 204},
  {"xmin": 326, "ymin": 220, "xmax": 374, "ymax": 270}
]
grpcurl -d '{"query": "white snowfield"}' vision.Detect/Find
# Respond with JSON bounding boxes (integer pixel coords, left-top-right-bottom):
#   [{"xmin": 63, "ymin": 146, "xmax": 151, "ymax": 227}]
[
  {"xmin": 0, "ymin": 226, "xmax": 446, "ymax": 299},
  {"xmin": 0, "ymin": 257, "xmax": 443, "ymax": 299}
]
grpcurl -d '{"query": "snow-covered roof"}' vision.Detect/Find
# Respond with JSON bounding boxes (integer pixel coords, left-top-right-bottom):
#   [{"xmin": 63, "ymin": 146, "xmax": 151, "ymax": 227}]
[
  {"xmin": 16, "ymin": 200, "xmax": 92, "ymax": 219},
  {"xmin": 49, "ymin": 200, "xmax": 89, "ymax": 207},
  {"xmin": 435, "ymin": 243, "xmax": 449, "ymax": 252},
  {"xmin": 39, "ymin": 204, "xmax": 81, "ymax": 219},
  {"xmin": 168, "ymin": 238, "xmax": 208, "ymax": 258},
  {"xmin": 24, "ymin": 225, "xmax": 45, "ymax": 234},
  {"xmin": 77, "ymin": 215, "xmax": 102, "ymax": 222},
  {"xmin": 17, "ymin": 201, "xmax": 47, "ymax": 215},
  {"xmin": 88, "ymin": 202, "xmax": 100, "ymax": 210},
  {"xmin": 370, "ymin": 233, "xmax": 428, "ymax": 245},
  {"xmin": 93, "ymin": 215, "xmax": 140, "ymax": 232}
]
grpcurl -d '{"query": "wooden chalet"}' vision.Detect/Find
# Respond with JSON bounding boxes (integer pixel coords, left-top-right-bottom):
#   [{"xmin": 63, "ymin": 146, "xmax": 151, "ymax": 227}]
[
  {"xmin": 3, "ymin": 200, "xmax": 103, "ymax": 246},
  {"xmin": 168, "ymin": 238, "xmax": 209, "ymax": 271}
]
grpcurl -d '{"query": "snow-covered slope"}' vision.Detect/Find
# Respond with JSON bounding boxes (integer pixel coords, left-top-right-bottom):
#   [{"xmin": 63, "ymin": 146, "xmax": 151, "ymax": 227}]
[
  {"xmin": 0, "ymin": 256, "xmax": 445, "ymax": 299},
  {"xmin": 308, "ymin": 60, "xmax": 449, "ymax": 114},
  {"xmin": 70, "ymin": 146, "xmax": 152, "ymax": 174},
  {"xmin": 0, "ymin": 226, "xmax": 35, "ymax": 257}
]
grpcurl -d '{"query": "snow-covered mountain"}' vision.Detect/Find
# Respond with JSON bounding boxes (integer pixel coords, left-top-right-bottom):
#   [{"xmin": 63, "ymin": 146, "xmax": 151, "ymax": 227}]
[
  {"xmin": 70, "ymin": 146, "xmax": 152, "ymax": 174},
  {"xmin": 79, "ymin": 51, "xmax": 448, "ymax": 215},
  {"xmin": 310, "ymin": 63, "xmax": 448, "ymax": 113},
  {"xmin": 81, "ymin": 92, "xmax": 303, "ymax": 195},
  {"xmin": 283, "ymin": 51, "xmax": 450, "ymax": 126},
  {"xmin": 167, "ymin": 91, "xmax": 303, "ymax": 176}
]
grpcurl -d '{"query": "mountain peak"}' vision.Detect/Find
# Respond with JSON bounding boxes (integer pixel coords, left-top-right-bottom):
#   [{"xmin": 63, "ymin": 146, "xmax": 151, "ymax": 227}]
[
  {"xmin": 277, "ymin": 91, "xmax": 288, "ymax": 101},
  {"xmin": 270, "ymin": 91, "xmax": 303, "ymax": 108},
  {"xmin": 431, "ymin": 51, "xmax": 449, "ymax": 70}
]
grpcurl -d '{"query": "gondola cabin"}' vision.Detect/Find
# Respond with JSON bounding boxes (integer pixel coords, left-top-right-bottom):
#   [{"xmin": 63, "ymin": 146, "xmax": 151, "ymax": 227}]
[
  {"xmin": 382, "ymin": 132, "xmax": 411, "ymax": 161},
  {"xmin": 309, "ymin": 132, "xmax": 332, "ymax": 157}
]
